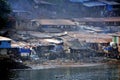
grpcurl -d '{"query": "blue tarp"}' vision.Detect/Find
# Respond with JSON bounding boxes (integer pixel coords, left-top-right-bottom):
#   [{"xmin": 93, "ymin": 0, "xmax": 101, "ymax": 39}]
[
  {"xmin": 107, "ymin": 5, "xmax": 113, "ymax": 11},
  {"xmin": 104, "ymin": 46, "xmax": 113, "ymax": 51},
  {"xmin": 19, "ymin": 48, "xmax": 31, "ymax": 53},
  {"xmin": 0, "ymin": 41, "xmax": 11, "ymax": 48}
]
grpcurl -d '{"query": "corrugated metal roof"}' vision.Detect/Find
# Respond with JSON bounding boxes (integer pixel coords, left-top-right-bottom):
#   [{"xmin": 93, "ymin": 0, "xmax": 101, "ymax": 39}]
[
  {"xmin": 44, "ymin": 39, "xmax": 63, "ymax": 44},
  {"xmin": 33, "ymin": 0, "xmax": 56, "ymax": 5},
  {"xmin": 31, "ymin": 19, "xmax": 76, "ymax": 25},
  {"xmin": 12, "ymin": 10, "xmax": 29, "ymax": 13},
  {"xmin": 74, "ymin": 17, "xmax": 120, "ymax": 22},
  {"xmin": 86, "ymin": 38, "xmax": 111, "ymax": 43},
  {"xmin": 66, "ymin": 32, "xmax": 112, "ymax": 43},
  {"xmin": 0, "ymin": 36, "xmax": 11, "ymax": 41},
  {"xmin": 83, "ymin": 1, "xmax": 106, "ymax": 7},
  {"xmin": 11, "ymin": 44, "xmax": 20, "ymax": 48},
  {"xmin": 70, "ymin": 0, "xmax": 89, "ymax": 2},
  {"xmin": 99, "ymin": 0, "xmax": 120, "ymax": 5}
]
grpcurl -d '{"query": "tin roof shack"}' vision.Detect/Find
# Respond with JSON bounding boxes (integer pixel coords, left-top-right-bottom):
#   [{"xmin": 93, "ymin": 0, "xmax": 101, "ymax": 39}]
[
  {"xmin": 35, "ymin": 44, "xmax": 55, "ymax": 59},
  {"xmin": 11, "ymin": 41, "xmax": 33, "ymax": 60},
  {"xmin": 0, "ymin": 36, "xmax": 11, "ymax": 55},
  {"xmin": 64, "ymin": 32, "xmax": 112, "ymax": 54},
  {"xmin": 86, "ymin": 38, "xmax": 112, "ymax": 55},
  {"xmin": 0, "ymin": 37, "xmax": 21, "ymax": 59},
  {"xmin": 35, "ymin": 38, "xmax": 64, "ymax": 60},
  {"xmin": 31, "ymin": 19, "xmax": 76, "ymax": 33},
  {"xmin": 67, "ymin": 39, "xmax": 91, "ymax": 62}
]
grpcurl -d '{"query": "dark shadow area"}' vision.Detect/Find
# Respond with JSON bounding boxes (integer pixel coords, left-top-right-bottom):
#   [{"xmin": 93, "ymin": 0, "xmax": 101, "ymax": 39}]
[{"xmin": 0, "ymin": 56, "xmax": 30, "ymax": 80}]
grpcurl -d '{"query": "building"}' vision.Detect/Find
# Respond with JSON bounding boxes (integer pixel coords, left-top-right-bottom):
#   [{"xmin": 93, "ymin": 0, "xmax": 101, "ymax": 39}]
[
  {"xmin": 0, "ymin": 36, "xmax": 11, "ymax": 55},
  {"xmin": 0, "ymin": 36, "xmax": 11, "ymax": 48},
  {"xmin": 31, "ymin": 19, "xmax": 77, "ymax": 32},
  {"xmin": 86, "ymin": 38, "xmax": 111, "ymax": 53}
]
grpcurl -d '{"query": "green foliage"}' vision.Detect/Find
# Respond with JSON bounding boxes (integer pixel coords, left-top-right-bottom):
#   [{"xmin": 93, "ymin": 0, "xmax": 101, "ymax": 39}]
[{"xmin": 0, "ymin": 0, "xmax": 11, "ymax": 29}]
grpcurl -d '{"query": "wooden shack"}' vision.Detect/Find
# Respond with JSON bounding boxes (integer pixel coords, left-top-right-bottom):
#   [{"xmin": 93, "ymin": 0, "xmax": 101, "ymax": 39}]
[{"xmin": 86, "ymin": 38, "xmax": 112, "ymax": 52}]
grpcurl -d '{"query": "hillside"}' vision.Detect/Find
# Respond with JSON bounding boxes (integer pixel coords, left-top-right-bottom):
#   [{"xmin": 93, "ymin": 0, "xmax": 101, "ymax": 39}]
[
  {"xmin": 5, "ymin": 0, "xmax": 120, "ymax": 33},
  {"xmin": 8, "ymin": 0, "xmax": 102, "ymax": 19}
]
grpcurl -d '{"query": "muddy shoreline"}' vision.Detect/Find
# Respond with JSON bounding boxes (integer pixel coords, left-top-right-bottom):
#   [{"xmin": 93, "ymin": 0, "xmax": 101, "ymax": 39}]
[
  {"xmin": 27, "ymin": 63, "xmax": 104, "ymax": 70},
  {"xmin": 24, "ymin": 58, "xmax": 120, "ymax": 70}
]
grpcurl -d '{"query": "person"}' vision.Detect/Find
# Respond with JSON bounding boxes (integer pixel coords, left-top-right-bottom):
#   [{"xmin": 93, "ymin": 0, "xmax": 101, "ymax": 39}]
[
  {"xmin": 103, "ymin": 46, "xmax": 112, "ymax": 57},
  {"xmin": 104, "ymin": 42, "xmax": 119, "ymax": 58}
]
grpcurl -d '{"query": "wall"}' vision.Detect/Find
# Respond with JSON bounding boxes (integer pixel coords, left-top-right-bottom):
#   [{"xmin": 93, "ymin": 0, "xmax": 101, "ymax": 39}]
[
  {"xmin": 15, "ymin": 19, "xmax": 38, "ymax": 30},
  {"xmin": 0, "ymin": 41, "xmax": 11, "ymax": 48}
]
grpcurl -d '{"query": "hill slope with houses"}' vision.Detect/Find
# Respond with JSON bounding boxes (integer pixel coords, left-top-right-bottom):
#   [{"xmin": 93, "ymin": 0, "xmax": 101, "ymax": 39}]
[{"xmin": 8, "ymin": 0, "xmax": 103, "ymax": 19}]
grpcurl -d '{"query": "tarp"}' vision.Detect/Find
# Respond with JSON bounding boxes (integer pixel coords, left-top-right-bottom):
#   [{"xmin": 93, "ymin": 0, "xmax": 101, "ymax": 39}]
[
  {"xmin": 104, "ymin": 46, "xmax": 113, "ymax": 51},
  {"xmin": 106, "ymin": 5, "xmax": 113, "ymax": 11},
  {"xmin": 19, "ymin": 48, "xmax": 31, "ymax": 53}
]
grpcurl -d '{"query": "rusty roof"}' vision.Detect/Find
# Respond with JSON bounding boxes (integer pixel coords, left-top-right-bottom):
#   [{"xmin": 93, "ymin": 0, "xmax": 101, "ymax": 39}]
[
  {"xmin": 31, "ymin": 19, "xmax": 76, "ymax": 25},
  {"xmin": 85, "ymin": 38, "xmax": 112, "ymax": 43},
  {"xmin": 64, "ymin": 32, "xmax": 112, "ymax": 43}
]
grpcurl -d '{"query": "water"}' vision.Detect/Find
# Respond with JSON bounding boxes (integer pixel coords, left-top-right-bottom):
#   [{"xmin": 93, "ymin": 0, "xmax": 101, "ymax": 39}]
[{"xmin": 6, "ymin": 64, "xmax": 120, "ymax": 80}]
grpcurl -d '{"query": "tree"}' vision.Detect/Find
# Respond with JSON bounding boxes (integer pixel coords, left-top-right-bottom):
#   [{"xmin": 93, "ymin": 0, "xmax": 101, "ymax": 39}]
[{"xmin": 0, "ymin": 0, "xmax": 11, "ymax": 29}]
